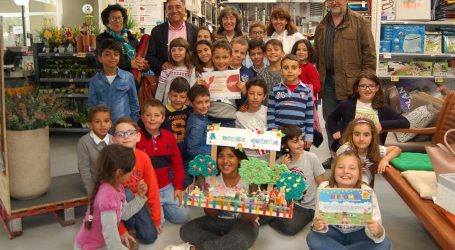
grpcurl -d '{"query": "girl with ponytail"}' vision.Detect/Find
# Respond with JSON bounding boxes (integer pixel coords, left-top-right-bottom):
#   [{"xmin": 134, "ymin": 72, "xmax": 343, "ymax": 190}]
[{"xmin": 75, "ymin": 144, "xmax": 148, "ymax": 250}]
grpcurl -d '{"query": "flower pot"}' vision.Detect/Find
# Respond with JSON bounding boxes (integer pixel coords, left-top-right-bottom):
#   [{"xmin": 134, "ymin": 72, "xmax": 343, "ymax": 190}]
[
  {"xmin": 58, "ymin": 45, "xmax": 66, "ymax": 53},
  {"xmin": 6, "ymin": 126, "xmax": 51, "ymax": 200}
]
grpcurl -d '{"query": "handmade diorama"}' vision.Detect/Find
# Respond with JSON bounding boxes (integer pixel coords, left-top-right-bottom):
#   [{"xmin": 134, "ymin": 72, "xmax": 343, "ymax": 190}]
[
  {"xmin": 183, "ymin": 125, "xmax": 307, "ymax": 218},
  {"xmin": 317, "ymin": 188, "xmax": 373, "ymax": 226}
]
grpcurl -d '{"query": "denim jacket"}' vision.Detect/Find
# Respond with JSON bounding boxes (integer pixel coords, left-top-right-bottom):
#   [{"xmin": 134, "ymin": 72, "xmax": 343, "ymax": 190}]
[
  {"xmin": 88, "ymin": 68, "xmax": 140, "ymax": 123},
  {"xmin": 185, "ymin": 112, "xmax": 210, "ymax": 160}
]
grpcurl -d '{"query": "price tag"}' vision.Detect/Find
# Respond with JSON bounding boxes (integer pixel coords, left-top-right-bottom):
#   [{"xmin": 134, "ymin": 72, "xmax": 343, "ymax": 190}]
[
  {"xmin": 361, "ymin": 1, "xmax": 366, "ymax": 7},
  {"xmin": 391, "ymin": 76, "xmax": 399, "ymax": 82},
  {"xmin": 77, "ymin": 52, "xmax": 87, "ymax": 58},
  {"xmin": 435, "ymin": 77, "xmax": 444, "ymax": 83},
  {"xmin": 383, "ymin": 52, "xmax": 392, "ymax": 59}
]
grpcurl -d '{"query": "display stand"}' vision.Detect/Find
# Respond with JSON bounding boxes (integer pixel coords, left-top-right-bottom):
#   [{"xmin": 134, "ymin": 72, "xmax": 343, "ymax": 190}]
[{"xmin": 0, "ymin": 18, "xmax": 88, "ymax": 239}]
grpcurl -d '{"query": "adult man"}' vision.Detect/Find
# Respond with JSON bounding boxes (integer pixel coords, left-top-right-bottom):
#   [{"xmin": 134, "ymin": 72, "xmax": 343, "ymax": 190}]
[
  {"xmin": 147, "ymin": 0, "xmax": 199, "ymax": 75},
  {"xmin": 314, "ymin": 0, "xmax": 376, "ymax": 163}
]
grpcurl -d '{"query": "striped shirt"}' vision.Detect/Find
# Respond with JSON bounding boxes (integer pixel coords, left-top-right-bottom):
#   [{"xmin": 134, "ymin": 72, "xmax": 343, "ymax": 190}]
[
  {"xmin": 155, "ymin": 66, "xmax": 192, "ymax": 105},
  {"xmin": 267, "ymin": 81, "xmax": 314, "ymax": 142}
]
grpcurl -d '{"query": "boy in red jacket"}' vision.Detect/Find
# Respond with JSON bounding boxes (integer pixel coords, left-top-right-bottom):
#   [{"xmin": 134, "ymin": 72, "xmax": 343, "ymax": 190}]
[{"xmin": 137, "ymin": 99, "xmax": 189, "ymax": 225}]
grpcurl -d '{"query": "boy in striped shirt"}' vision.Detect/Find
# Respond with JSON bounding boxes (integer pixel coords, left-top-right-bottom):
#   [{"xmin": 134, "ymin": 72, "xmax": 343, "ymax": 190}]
[{"xmin": 267, "ymin": 54, "xmax": 314, "ymax": 149}]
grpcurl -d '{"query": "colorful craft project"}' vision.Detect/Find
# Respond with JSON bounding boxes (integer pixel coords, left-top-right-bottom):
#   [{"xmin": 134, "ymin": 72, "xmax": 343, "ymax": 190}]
[
  {"xmin": 268, "ymin": 164, "xmax": 289, "ymax": 184},
  {"xmin": 188, "ymin": 154, "xmax": 218, "ymax": 177},
  {"xmin": 276, "ymin": 172, "xmax": 307, "ymax": 200},
  {"xmin": 238, "ymin": 158, "xmax": 271, "ymax": 185}
]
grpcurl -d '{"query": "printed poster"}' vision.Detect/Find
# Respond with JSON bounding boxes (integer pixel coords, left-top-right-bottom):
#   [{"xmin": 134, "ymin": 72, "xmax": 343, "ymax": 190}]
[
  {"xmin": 317, "ymin": 188, "xmax": 373, "ymax": 226},
  {"xmin": 201, "ymin": 70, "xmax": 241, "ymax": 100}
]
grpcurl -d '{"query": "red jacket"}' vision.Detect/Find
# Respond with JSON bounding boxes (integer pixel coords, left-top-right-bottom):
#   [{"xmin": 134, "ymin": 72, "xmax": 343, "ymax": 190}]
[
  {"xmin": 299, "ymin": 62, "xmax": 321, "ymax": 101},
  {"xmin": 137, "ymin": 128, "xmax": 184, "ymax": 190},
  {"xmin": 122, "ymin": 148, "xmax": 161, "ymax": 227}
]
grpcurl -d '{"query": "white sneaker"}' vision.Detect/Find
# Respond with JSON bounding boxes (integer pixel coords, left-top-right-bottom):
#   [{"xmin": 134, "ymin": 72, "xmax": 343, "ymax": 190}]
[{"xmin": 163, "ymin": 242, "xmax": 192, "ymax": 250}]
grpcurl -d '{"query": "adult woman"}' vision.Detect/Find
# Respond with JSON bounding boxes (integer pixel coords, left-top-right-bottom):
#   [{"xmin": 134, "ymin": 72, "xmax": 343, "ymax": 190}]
[
  {"xmin": 266, "ymin": 7, "xmax": 305, "ymax": 54},
  {"xmin": 97, "ymin": 4, "xmax": 147, "ymax": 72},
  {"xmin": 215, "ymin": 6, "xmax": 247, "ymax": 42}
]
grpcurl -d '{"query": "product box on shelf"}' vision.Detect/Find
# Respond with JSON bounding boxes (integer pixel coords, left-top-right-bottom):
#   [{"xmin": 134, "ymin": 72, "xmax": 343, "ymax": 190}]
[
  {"xmin": 385, "ymin": 60, "xmax": 433, "ymax": 76},
  {"xmin": 425, "ymin": 32, "xmax": 443, "ymax": 54},
  {"xmin": 380, "ymin": 40, "xmax": 392, "ymax": 52},
  {"xmin": 435, "ymin": 173, "xmax": 455, "ymax": 215},
  {"xmin": 395, "ymin": 0, "xmax": 431, "ymax": 20},
  {"xmin": 391, "ymin": 25, "xmax": 425, "ymax": 53},
  {"xmin": 381, "ymin": 0, "xmax": 396, "ymax": 20},
  {"xmin": 443, "ymin": 34, "xmax": 455, "ymax": 54},
  {"xmin": 434, "ymin": 62, "xmax": 455, "ymax": 77},
  {"xmin": 381, "ymin": 25, "xmax": 394, "ymax": 41}
]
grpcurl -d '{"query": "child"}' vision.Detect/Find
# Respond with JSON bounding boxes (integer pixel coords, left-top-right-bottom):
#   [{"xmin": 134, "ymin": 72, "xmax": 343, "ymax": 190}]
[
  {"xmin": 249, "ymin": 22, "xmax": 267, "ymax": 41},
  {"xmin": 207, "ymin": 39, "xmax": 245, "ymax": 127},
  {"xmin": 74, "ymin": 144, "xmax": 147, "ymax": 250},
  {"xmin": 291, "ymin": 39, "xmax": 320, "ymax": 102},
  {"xmin": 77, "ymin": 105, "xmax": 112, "ymax": 194},
  {"xmin": 112, "ymin": 117, "xmax": 161, "ymax": 244},
  {"xmin": 257, "ymin": 39, "xmax": 284, "ymax": 100},
  {"xmin": 261, "ymin": 124, "xmax": 325, "ymax": 236},
  {"xmin": 306, "ymin": 151, "xmax": 391, "ymax": 250},
  {"xmin": 336, "ymin": 118, "xmax": 402, "ymax": 186},
  {"xmin": 166, "ymin": 146, "xmax": 259, "ymax": 250},
  {"xmin": 235, "ymin": 78, "xmax": 269, "ymax": 161},
  {"xmin": 161, "ymin": 77, "xmax": 191, "ymax": 163},
  {"xmin": 231, "ymin": 37, "xmax": 256, "ymax": 82},
  {"xmin": 155, "ymin": 37, "xmax": 193, "ymax": 105},
  {"xmin": 267, "ymin": 54, "xmax": 314, "ymax": 149},
  {"xmin": 185, "ymin": 84, "xmax": 211, "ymax": 161},
  {"xmin": 137, "ymin": 99, "xmax": 189, "ymax": 225},
  {"xmin": 197, "ymin": 26, "xmax": 215, "ymax": 42},
  {"xmin": 88, "ymin": 38, "xmax": 139, "ymax": 123},
  {"xmin": 248, "ymin": 39, "xmax": 266, "ymax": 74},
  {"xmin": 327, "ymin": 72, "xmax": 409, "ymax": 150},
  {"xmin": 192, "ymin": 40, "xmax": 214, "ymax": 84}
]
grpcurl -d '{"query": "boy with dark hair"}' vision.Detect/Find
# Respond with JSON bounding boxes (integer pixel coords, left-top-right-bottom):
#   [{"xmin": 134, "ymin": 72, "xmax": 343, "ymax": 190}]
[
  {"xmin": 88, "ymin": 38, "xmax": 140, "ymax": 124},
  {"xmin": 185, "ymin": 84, "xmax": 211, "ymax": 161},
  {"xmin": 258, "ymin": 39, "xmax": 284, "ymax": 102},
  {"xmin": 248, "ymin": 39, "xmax": 266, "ymax": 73},
  {"xmin": 267, "ymin": 54, "xmax": 314, "ymax": 149}
]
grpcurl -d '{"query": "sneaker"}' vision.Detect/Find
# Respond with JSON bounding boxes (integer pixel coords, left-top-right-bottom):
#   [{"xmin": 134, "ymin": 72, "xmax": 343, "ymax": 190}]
[
  {"xmin": 322, "ymin": 157, "xmax": 332, "ymax": 169},
  {"xmin": 164, "ymin": 242, "xmax": 193, "ymax": 250}
]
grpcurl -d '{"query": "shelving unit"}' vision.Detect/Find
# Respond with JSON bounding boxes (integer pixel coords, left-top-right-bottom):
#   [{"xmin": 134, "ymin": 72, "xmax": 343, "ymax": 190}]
[{"xmin": 32, "ymin": 43, "xmax": 96, "ymax": 132}]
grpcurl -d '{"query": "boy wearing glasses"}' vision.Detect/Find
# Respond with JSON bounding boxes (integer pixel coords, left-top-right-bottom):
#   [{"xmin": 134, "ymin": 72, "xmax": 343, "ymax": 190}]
[
  {"xmin": 136, "ymin": 99, "xmax": 189, "ymax": 226},
  {"xmin": 112, "ymin": 117, "xmax": 161, "ymax": 245}
]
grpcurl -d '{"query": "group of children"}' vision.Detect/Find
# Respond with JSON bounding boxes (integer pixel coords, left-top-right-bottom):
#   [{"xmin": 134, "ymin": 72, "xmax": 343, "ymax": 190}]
[{"xmin": 75, "ymin": 23, "xmax": 402, "ymax": 250}]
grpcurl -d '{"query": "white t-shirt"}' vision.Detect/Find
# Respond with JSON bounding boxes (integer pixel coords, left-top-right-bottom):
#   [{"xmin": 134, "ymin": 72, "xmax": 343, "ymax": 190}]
[
  {"xmin": 336, "ymin": 144, "xmax": 387, "ymax": 184},
  {"xmin": 355, "ymin": 100, "xmax": 379, "ymax": 125},
  {"xmin": 276, "ymin": 151, "xmax": 325, "ymax": 210},
  {"xmin": 106, "ymin": 75, "xmax": 116, "ymax": 85},
  {"xmin": 235, "ymin": 105, "xmax": 269, "ymax": 161}
]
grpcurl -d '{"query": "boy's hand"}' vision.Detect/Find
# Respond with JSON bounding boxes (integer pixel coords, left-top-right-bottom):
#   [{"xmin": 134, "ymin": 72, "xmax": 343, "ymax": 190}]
[
  {"xmin": 312, "ymin": 215, "xmax": 328, "ymax": 231},
  {"xmin": 137, "ymin": 179, "xmax": 148, "ymax": 198},
  {"xmin": 162, "ymin": 62, "xmax": 174, "ymax": 71},
  {"xmin": 304, "ymin": 141, "xmax": 312, "ymax": 149},
  {"xmin": 236, "ymin": 81, "xmax": 247, "ymax": 94},
  {"xmin": 332, "ymin": 132, "xmax": 341, "ymax": 140},
  {"xmin": 174, "ymin": 189, "xmax": 183, "ymax": 206},
  {"xmin": 120, "ymin": 231, "xmax": 136, "ymax": 249},
  {"xmin": 156, "ymin": 225, "xmax": 163, "ymax": 234},
  {"xmin": 365, "ymin": 219, "xmax": 384, "ymax": 238},
  {"xmin": 282, "ymin": 154, "xmax": 292, "ymax": 166},
  {"xmin": 238, "ymin": 103, "xmax": 248, "ymax": 112}
]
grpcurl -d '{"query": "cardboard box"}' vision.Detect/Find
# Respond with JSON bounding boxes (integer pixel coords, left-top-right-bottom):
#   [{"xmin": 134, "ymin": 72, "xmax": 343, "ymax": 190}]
[
  {"xmin": 436, "ymin": 173, "xmax": 455, "ymax": 215},
  {"xmin": 381, "ymin": 0, "xmax": 396, "ymax": 20},
  {"xmin": 391, "ymin": 25, "xmax": 425, "ymax": 53},
  {"xmin": 395, "ymin": 0, "xmax": 431, "ymax": 20}
]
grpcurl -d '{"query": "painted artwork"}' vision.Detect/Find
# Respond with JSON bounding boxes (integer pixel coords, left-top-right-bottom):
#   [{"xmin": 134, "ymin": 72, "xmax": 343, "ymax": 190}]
[{"xmin": 317, "ymin": 188, "xmax": 373, "ymax": 226}]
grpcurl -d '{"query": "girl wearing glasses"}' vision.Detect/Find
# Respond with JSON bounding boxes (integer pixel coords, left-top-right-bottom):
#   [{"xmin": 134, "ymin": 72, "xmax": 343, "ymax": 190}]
[
  {"xmin": 97, "ymin": 4, "xmax": 147, "ymax": 72},
  {"xmin": 112, "ymin": 117, "xmax": 162, "ymax": 245},
  {"xmin": 327, "ymin": 72, "xmax": 409, "ymax": 151}
]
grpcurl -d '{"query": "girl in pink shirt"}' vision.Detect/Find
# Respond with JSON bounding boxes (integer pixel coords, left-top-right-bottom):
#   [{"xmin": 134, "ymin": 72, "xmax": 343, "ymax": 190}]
[{"xmin": 75, "ymin": 144, "xmax": 148, "ymax": 250}]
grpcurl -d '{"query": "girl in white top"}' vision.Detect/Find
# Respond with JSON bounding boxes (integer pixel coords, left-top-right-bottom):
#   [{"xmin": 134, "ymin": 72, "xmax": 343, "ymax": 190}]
[
  {"xmin": 156, "ymin": 38, "xmax": 193, "ymax": 105},
  {"xmin": 336, "ymin": 118, "xmax": 401, "ymax": 186},
  {"xmin": 265, "ymin": 7, "xmax": 305, "ymax": 54},
  {"xmin": 307, "ymin": 151, "xmax": 391, "ymax": 250},
  {"xmin": 191, "ymin": 40, "xmax": 214, "ymax": 86}
]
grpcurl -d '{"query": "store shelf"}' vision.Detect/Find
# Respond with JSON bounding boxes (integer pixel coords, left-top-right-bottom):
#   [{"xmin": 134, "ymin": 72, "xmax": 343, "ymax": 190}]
[
  {"xmin": 55, "ymin": 93, "xmax": 88, "ymax": 98},
  {"xmin": 381, "ymin": 20, "xmax": 455, "ymax": 26},
  {"xmin": 38, "ymin": 52, "xmax": 95, "ymax": 58},
  {"xmin": 379, "ymin": 52, "xmax": 455, "ymax": 59},
  {"xmin": 50, "ymin": 127, "xmax": 90, "ymax": 133},
  {"xmin": 40, "ymin": 78, "xmax": 90, "ymax": 83},
  {"xmin": 378, "ymin": 75, "xmax": 455, "ymax": 81}
]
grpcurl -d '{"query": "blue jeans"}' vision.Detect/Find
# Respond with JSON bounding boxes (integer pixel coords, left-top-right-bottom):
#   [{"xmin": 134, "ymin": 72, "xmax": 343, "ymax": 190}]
[
  {"xmin": 160, "ymin": 184, "xmax": 189, "ymax": 224},
  {"xmin": 322, "ymin": 74, "xmax": 341, "ymax": 151},
  {"xmin": 122, "ymin": 189, "xmax": 157, "ymax": 244},
  {"xmin": 307, "ymin": 226, "xmax": 391, "ymax": 250}
]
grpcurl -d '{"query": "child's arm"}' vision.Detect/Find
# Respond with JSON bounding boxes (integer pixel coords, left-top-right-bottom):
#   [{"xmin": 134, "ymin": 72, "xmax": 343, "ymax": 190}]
[
  {"xmin": 76, "ymin": 138, "xmax": 94, "ymax": 194},
  {"xmin": 377, "ymin": 146, "xmax": 401, "ymax": 174},
  {"xmin": 307, "ymin": 64, "xmax": 321, "ymax": 96},
  {"xmin": 186, "ymin": 122, "xmax": 211, "ymax": 158},
  {"xmin": 315, "ymin": 175, "xmax": 325, "ymax": 186},
  {"xmin": 364, "ymin": 190, "xmax": 386, "ymax": 243},
  {"xmin": 379, "ymin": 106, "xmax": 411, "ymax": 133},
  {"xmin": 120, "ymin": 192, "xmax": 147, "ymax": 221},
  {"xmin": 100, "ymin": 211, "xmax": 129, "ymax": 250},
  {"xmin": 155, "ymin": 69, "xmax": 169, "ymax": 102},
  {"xmin": 327, "ymin": 101, "xmax": 345, "ymax": 140},
  {"xmin": 311, "ymin": 215, "xmax": 329, "ymax": 233},
  {"xmin": 169, "ymin": 134, "xmax": 185, "ymax": 204},
  {"xmin": 87, "ymin": 78, "xmax": 98, "ymax": 108},
  {"xmin": 304, "ymin": 90, "xmax": 314, "ymax": 147},
  {"xmin": 143, "ymin": 156, "xmax": 162, "ymax": 228},
  {"xmin": 266, "ymin": 89, "xmax": 277, "ymax": 130},
  {"xmin": 128, "ymin": 78, "xmax": 140, "ymax": 121}
]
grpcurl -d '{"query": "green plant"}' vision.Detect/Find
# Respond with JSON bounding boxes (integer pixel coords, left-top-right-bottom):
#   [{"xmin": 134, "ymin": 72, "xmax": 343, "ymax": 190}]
[{"xmin": 6, "ymin": 91, "xmax": 78, "ymax": 131}]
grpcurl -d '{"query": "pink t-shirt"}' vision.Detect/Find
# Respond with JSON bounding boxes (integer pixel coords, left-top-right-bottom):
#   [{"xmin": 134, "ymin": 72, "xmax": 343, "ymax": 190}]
[{"xmin": 75, "ymin": 182, "xmax": 125, "ymax": 249}]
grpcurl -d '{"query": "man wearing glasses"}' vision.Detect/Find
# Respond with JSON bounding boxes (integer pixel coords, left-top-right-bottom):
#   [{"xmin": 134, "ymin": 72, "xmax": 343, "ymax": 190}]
[
  {"xmin": 147, "ymin": 0, "xmax": 199, "ymax": 75},
  {"xmin": 314, "ymin": 0, "xmax": 376, "ymax": 164}
]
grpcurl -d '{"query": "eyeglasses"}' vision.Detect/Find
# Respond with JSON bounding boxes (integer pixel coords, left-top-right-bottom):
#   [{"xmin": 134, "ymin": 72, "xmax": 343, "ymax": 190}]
[
  {"xmin": 114, "ymin": 130, "xmax": 137, "ymax": 138},
  {"xmin": 250, "ymin": 31, "xmax": 264, "ymax": 35},
  {"xmin": 358, "ymin": 84, "xmax": 377, "ymax": 90},
  {"xmin": 109, "ymin": 16, "xmax": 124, "ymax": 23}
]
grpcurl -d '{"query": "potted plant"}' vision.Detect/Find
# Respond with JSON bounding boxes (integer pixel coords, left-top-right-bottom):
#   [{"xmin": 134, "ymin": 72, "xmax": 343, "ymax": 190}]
[{"xmin": 5, "ymin": 91, "xmax": 77, "ymax": 200}]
